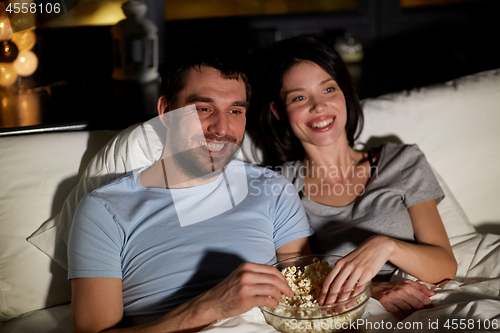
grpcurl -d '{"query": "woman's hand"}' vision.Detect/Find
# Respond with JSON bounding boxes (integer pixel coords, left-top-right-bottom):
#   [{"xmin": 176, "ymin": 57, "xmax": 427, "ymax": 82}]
[
  {"xmin": 372, "ymin": 280, "xmax": 435, "ymax": 320},
  {"xmin": 319, "ymin": 235, "xmax": 395, "ymax": 305}
]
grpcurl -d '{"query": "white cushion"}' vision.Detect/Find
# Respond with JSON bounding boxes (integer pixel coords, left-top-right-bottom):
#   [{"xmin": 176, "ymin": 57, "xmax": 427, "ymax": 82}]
[
  {"xmin": 358, "ymin": 69, "xmax": 500, "ymax": 229},
  {"xmin": 432, "ymin": 167, "xmax": 476, "ymax": 239},
  {"xmin": 1, "ymin": 304, "xmax": 72, "ymax": 333},
  {"xmin": 27, "ymin": 122, "xmax": 164, "ymax": 270},
  {"xmin": 0, "ymin": 130, "xmax": 116, "ymax": 320}
]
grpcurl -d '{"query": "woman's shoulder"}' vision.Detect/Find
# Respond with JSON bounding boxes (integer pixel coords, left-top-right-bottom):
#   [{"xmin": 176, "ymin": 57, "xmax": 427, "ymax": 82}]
[
  {"xmin": 378, "ymin": 142, "xmax": 429, "ymax": 171},
  {"xmin": 381, "ymin": 142, "xmax": 424, "ymax": 157}
]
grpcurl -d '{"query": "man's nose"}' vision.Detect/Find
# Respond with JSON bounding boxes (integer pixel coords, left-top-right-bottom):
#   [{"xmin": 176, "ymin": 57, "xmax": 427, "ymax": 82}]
[{"xmin": 206, "ymin": 111, "xmax": 229, "ymax": 137}]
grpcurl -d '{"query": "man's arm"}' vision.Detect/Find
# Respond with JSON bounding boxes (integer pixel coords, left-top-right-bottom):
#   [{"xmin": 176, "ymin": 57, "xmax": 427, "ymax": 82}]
[
  {"xmin": 276, "ymin": 237, "xmax": 311, "ymax": 262},
  {"xmin": 71, "ymin": 263, "xmax": 293, "ymax": 333}
]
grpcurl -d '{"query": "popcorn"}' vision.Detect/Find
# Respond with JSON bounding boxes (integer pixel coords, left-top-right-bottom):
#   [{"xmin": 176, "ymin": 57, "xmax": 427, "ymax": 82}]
[
  {"xmin": 279, "ymin": 257, "xmax": 330, "ymax": 308},
  {"xmin": 261, "ymin": 257, "xmax": 369, "ymax": 333}
]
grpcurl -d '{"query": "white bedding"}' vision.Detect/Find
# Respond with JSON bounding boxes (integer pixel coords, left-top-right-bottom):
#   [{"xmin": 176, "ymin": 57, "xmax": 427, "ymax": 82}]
[
  {"xmin": 3, "ymin": 233, "xmax": 499, "ymax": 333},
  {"xmin": 201, "ymin": 232, "xmax": 500, "ymax": 333}
]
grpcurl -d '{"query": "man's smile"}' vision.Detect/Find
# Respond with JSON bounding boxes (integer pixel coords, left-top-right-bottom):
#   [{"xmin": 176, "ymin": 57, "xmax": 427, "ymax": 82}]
[{"xmin": 198, "ymin": 140, "xmax": 226, "ymax": 152}]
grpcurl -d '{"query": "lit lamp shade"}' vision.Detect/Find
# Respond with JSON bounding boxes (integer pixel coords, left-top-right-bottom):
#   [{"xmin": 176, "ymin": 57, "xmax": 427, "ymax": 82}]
[
  {"xmin": 13, "ymin": 50, "xmax": 38, "ymax": 77},
  {"xmin": 11, "ymin": 29, "xmax": 36, "ymax": 51},
  {"xmin": 0, "ymin": 63, "xmax": 18, "ymax": 86},
  {"xmin": 0, "ymin": 14, "xmax": 13, "ymax": 42}
]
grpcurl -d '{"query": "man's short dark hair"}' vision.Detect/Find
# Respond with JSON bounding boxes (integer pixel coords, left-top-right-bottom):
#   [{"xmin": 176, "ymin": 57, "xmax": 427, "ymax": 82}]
[{"xmin": 161, "ymin": 40, "xmax": 251, "ymax": 106}]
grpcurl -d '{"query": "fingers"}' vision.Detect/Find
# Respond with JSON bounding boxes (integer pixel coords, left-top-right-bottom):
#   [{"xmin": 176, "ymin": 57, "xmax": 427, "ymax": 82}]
[
  {"xmin": 401, "ymin": 280, "xmax": 434, "ymax": 308},
  {"xmin": 208, "ymin": 262, "xmax": 297, "ymax": 318},
  {"xmin": 237, "ymin": 263, "xmax": 293, "ymax": 298},
  {"xmin": 241, "ymin": 262, "xmax": 288, "ymax": 282},
  {"xmin": 407, "ymin": 280, "xmax": 436, "ymax": 298},
  {"xmin": 319, "ymin": 262, "xmax": 342, "ymax": 305},
  {"xmin": 319, "ymin": 259, "xmax": 351, "ymax": 305},
  {"xmin": 343, "ymin": 267, "xmax": 363, "ymax": 293},
  {"xmin": 375, "ymin": 280, "xmax": 435, "ymax": 320},
  {"xmin": 379, "ymin": 298, "xmax": 410, "ymax": 321},
  {"xmin": 320, "ymin": 260, "xmax": 373, "ymax": 306},
  {"xmin": 241, "ymin": 283, "xmax": 284, "ymax": 305}
]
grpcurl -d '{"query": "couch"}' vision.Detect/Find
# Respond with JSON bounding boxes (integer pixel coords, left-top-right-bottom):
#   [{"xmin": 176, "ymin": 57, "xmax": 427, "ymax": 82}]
[{"xmin": 1, "ymin": 68, "xmax": 499, "ymax": 332}]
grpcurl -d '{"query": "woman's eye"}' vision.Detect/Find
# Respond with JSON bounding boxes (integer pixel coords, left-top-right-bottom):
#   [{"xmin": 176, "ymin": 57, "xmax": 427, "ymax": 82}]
[
  {"xmin": 325, "ymin": 87, "xmax": 335, "ymax": 93},
  {"xmin": 292, "ymin": 96, "xmax": 305, "ymax": 102}
]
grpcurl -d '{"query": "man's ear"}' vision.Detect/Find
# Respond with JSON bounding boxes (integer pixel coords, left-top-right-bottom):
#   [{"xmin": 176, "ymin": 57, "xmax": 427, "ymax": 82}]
[
  {"xmin": 158, "ymin": 95, "xmax": 171, "ymax": 116},
  {"xmin": 270, "ymin": 101, "xmax": 281, "ymax": 121},
  {"xmin": 157, "ymin": 95, "xmax": 171, "ymax": 128}
]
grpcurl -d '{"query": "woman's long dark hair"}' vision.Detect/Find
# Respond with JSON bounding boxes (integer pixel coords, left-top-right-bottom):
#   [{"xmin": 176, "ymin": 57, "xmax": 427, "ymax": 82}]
[{"xmin": 254, "ymin": 34, "xmax": 364, "ymax": 167}]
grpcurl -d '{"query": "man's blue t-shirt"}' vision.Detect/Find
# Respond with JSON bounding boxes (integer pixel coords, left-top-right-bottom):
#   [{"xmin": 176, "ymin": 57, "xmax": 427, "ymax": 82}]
[{"xmin": 68, "ymin": 161, "xmax": 313, "ymax": 325}]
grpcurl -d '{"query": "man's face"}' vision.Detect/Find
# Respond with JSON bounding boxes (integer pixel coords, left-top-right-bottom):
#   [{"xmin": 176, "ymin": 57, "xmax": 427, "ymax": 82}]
[{"xmin": 166, "ymin": 66, "xmax": 248, "ymax": 179}]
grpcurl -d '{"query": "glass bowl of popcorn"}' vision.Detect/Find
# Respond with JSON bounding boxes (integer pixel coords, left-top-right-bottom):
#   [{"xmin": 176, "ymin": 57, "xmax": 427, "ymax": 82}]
[{"xmin": 260, "ymin": 255, "xmax": 371, "ymax": 333}]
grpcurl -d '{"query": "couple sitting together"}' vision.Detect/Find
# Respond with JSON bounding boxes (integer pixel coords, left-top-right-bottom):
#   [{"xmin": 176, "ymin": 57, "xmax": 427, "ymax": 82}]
[{"xmin": 68, "ymin": 35, "xmax": 457, "ymax": 333}]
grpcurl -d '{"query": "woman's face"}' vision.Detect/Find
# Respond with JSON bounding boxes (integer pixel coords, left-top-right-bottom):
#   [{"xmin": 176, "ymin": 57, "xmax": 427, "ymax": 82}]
[{"xmin": 277, "ymin": 60, "xmax": 348, "ymax": 149}]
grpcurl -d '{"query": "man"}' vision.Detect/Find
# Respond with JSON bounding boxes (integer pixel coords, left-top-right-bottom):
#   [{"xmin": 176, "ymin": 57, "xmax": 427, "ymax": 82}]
[{"xmin": 68, "ymin": 41, "xmax": 313, "ymax": 332}]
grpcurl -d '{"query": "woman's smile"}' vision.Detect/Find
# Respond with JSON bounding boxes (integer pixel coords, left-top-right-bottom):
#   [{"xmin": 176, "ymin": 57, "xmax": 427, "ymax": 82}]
[
  {"xmin": 306, "ymin": 115, "xmax": 336, "ymax": 132},
  {"xmin": 279, "ymin": 60, "xmax": 348, "ymax": 147}
]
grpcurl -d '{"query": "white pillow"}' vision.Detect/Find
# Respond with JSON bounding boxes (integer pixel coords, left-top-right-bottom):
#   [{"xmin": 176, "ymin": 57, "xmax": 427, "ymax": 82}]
[
  {"xmin": 27, "ymin": 122, "xmax": 164, "ymax": 270},
  {"xmin": 1, "ymin": 304, "xmax": 72, "ymax": 333},
  {"xmin": 358, "ymin": 68, "xmax": 500, "ymax": 230},
  {"xmin": 0, "ymin": 130, "xmax": 115, "ymax": 320},
  {"xmin": 431, "ymin": 167, "xmax": 477, "ymax": 239}
]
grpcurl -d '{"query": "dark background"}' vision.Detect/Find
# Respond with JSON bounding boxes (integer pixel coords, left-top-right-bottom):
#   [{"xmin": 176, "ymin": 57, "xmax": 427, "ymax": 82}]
[{"xmin": 2, "ymin": 0, "xmax": 500, "ymax": 133}]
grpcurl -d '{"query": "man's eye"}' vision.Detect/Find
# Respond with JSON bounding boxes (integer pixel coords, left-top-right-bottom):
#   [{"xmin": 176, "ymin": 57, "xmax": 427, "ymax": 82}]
[
  {"xmin": 229, "ymin": 110, "xmax": 243, "ymax": 114},
  {"xmin": 197, "ymin": 107, "xmax": 210, "ymax": 112}
]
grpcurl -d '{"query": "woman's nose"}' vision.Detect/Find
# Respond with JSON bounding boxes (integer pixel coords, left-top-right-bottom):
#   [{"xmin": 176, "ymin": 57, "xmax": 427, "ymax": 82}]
[{"xmin": 309, "ymin": 96, "xmax": 326, "ymax": 113}]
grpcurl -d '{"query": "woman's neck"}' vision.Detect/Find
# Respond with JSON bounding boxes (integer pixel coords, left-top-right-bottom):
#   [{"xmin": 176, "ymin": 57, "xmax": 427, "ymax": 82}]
[{"xmin": 301, "ymin": 136, "xmax": 363, "ymax": 181}]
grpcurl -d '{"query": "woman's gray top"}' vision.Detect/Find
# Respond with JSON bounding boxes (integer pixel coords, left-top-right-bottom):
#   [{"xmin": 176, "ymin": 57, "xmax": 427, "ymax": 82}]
[{"xmin": 282, "ymin": 143, "xmax": 444, "ymax": 280}]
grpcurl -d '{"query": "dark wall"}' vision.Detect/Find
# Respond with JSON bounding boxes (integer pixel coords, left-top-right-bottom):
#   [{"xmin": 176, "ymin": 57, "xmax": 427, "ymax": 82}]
[
  {"xmin": 29, "ymin": 0, "xmax": 500, "ymax": 129},
  {"xmin": 162, "ymin": 0, "xmax": 500, "ymax": 98}
]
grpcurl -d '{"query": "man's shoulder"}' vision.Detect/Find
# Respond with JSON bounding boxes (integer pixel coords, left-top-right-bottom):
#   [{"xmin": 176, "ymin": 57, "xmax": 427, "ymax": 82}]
[
  {"xmin": 86, "ymin": 171, "xmax": 138, "ymax": 202},
  {"xmin": 234, "ymin": 161, "xmax": 289, "ymax": 183}
]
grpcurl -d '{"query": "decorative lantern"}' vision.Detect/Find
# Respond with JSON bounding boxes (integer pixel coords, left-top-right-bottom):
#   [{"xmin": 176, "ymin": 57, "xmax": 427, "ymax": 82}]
[
  {"xmin": 13, "ymin": 50, "xmax": 38, "ymax": 76},
  {"xmin": 0, "ymin": 13, "xmax": 13, "ymax": 42},
  {"xmin": 110, "ymin": 0, "xmax": 159, "ymax": 83},
  {"xmin": 0, "ymin": 62, "xmax": 17, "ymax": 87},
  {"xmin": 11, "ymin": 29, "xmax": 36, "ymax": 51}
]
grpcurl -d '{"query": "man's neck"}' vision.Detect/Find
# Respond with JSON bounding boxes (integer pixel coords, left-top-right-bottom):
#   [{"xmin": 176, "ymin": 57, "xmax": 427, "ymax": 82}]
[{"xmin": 139, "ymin": 159, "xmax": 222, "ymax": 189}]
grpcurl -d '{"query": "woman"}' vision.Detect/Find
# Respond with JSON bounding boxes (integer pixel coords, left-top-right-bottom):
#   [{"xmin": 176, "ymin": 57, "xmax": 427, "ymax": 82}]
[{"xmin": 255, "ymin": 34, "xmax": 457, "ymax": 319}]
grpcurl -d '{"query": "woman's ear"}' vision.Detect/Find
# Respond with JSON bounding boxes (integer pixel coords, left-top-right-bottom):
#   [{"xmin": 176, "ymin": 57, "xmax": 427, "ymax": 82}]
[{"xmin": 270, "ymin": 102, "xmax": 281, "ymax": 121}]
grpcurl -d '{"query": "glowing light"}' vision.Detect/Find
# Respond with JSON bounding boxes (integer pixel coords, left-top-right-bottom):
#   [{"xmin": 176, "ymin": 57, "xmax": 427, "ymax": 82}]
[
  {"xmin": 13, "ymin": 50, "xmax": 38, "ymax": 77},
  {"xmin": 0, "ymin": 63, "xmax": 18, "ymax": 86},
  {"xmin": 0, "ymin": 14, "xmax": 13, "ymax": 42},
  {"xmin": 11, "ymin": 29, "xmax": 37, "ymax": 51}
]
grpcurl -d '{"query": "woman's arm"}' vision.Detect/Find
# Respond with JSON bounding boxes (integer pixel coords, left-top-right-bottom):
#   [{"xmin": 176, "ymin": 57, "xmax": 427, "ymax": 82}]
[
  {"xmin": 390, "ymin": 199, "xmax": 457, "ymax": 282},
  {"xmin": 319, "ymin": 199, "xmax": 457, "ymax": 305}
]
